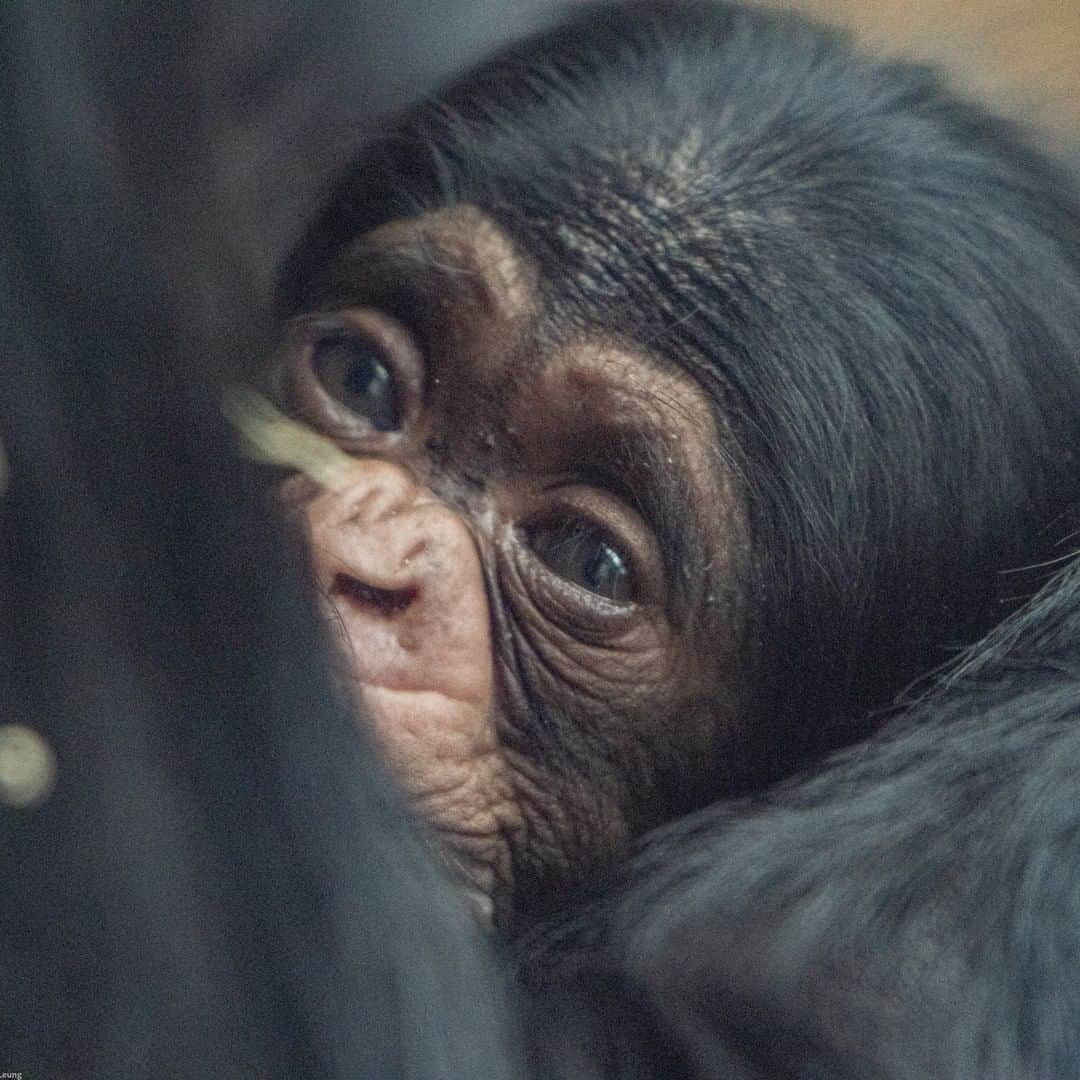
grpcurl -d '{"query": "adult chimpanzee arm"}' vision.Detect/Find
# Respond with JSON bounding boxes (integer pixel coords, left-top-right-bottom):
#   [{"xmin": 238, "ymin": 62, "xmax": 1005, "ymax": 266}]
[
  {"xmin": 0, "ymin": 6, "xmax": 525, "ymax": 1077},
  {"xmin": 516, "ymin": 559, "xmax": 1080, "ymax": 1079}
]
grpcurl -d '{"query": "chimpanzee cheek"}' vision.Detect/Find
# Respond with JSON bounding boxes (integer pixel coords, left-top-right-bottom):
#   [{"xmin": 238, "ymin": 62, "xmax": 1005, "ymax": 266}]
[{"xmin": 302, "ymin": 459, "xmax": 516, "ymax": 890}]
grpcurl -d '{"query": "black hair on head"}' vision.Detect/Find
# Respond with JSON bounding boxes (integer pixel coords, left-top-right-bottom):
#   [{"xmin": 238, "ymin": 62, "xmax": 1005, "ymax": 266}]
[{"xmin": 282, "ymin": 0, "xmax": 1080, "ymax": 779}]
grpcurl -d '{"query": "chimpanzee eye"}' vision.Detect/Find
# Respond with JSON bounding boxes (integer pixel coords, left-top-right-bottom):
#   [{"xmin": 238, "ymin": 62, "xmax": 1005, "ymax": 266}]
[
  {"xmin": 312, "ymin": 333, "xmax": 401, "ymax": 432},
  {"xmin": 528, "ymin": 518, "xmax": 634, "ymax": 603}
]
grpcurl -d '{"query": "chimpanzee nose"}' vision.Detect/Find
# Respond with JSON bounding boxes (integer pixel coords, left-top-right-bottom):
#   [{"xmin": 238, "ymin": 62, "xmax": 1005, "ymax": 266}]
[
  {"xmin": 299, "ymin": 455, "xmax": 493, "ymax": 712},
  {"xmin": 302, "ymin": 456, "xmax": 433, "ymax": 608}
]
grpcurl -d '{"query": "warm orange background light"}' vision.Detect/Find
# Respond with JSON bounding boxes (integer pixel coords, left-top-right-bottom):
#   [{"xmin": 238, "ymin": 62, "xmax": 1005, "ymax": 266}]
[{"xmin": 759, "ymin": 0, "xmax": 1080, "ymax": 137}]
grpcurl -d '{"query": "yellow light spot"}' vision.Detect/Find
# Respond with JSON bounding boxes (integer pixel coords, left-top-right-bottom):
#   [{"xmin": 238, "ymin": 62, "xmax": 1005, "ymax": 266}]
[{"xmin": 0, "ymin": 724, "xmax": 57, "ymax": 808}]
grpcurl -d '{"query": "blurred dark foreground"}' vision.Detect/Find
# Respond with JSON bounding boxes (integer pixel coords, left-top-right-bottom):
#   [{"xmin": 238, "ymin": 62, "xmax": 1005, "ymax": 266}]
[{"xmin": 0, "ymin": 4, "xmax": 539, "ymax": 1077}]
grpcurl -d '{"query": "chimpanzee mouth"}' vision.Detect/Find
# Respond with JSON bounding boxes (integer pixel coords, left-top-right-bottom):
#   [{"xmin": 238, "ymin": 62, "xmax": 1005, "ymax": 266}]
[{"xmin": 330, "ymin": 572, "xmax": 416, "ymax": 616}]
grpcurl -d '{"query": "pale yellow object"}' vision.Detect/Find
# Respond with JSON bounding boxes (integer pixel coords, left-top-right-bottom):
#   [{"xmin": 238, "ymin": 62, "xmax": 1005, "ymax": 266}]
[
  {"xmin": 222, "ymin": 386, "xmax": 356, "ymax": 492},
  {"xmin": 0, "ymin": 724, "xmax": 57, "ymax": 808}
]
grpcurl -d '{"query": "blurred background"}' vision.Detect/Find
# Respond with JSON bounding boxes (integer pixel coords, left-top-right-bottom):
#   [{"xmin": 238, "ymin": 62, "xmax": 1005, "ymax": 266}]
[{"xmin": 761, "ymin": 0, "xmax": 1080, "ymax": 137}]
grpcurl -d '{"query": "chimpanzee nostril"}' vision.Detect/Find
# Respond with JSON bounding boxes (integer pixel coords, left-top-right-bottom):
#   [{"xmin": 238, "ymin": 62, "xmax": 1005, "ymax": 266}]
[{"xmin": 330, "ymin": 572, "xmax": 417, "ymax": 616}]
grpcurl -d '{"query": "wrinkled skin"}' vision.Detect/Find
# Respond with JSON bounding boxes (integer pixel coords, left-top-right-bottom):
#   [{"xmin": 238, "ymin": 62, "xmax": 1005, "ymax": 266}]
[{"xmin": 280, "ymin": 206, "xmax": 747, "ymax": 926}]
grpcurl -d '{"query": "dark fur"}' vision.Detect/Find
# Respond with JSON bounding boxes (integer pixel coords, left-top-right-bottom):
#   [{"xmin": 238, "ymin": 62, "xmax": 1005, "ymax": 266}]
[
  {"xmin": 515, "ymin": 551, "xmax": 1080, "ymax": 1079},
  {"xmin": 283, "ymin": 0, "xmax": 1080, "ymax": 789}
]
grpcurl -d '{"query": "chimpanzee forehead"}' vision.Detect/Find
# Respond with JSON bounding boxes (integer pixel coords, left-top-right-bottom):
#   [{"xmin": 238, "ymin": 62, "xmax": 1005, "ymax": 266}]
[
  {"xmin": 349, "ymin": 205, "xmax": 538, "ymax": 326},
  {"xmin": 350, "ymin": 205, "xmax": 721, "ymax": 455}
]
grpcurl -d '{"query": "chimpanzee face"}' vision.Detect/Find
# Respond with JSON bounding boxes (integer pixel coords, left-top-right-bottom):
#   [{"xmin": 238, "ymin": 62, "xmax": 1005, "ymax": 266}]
[{"xmin": 278, "ymin": 205, "xmax": 748, "ymax": 925}]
